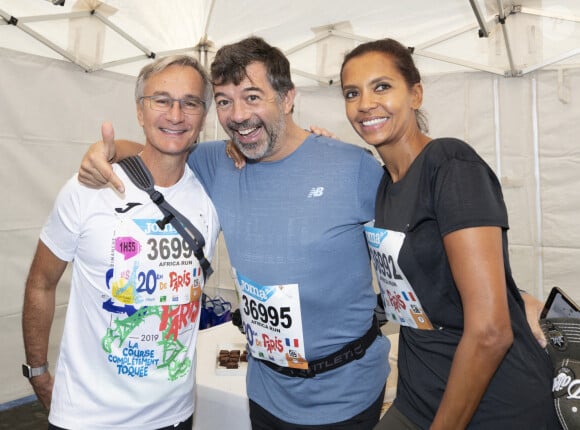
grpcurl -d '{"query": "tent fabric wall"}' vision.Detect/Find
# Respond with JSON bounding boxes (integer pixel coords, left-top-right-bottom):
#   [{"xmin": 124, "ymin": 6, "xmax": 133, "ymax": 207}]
[
  {"xmin": 2, "ymin": 49, "xmax": 580, "ymax": 405},
  {"xmin": 538, "ymin": 69, "xmax": 580, "ymax": 289}
]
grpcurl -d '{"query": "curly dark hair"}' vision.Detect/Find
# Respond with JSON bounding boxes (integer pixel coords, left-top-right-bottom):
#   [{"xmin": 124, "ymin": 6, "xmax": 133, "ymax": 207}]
[{"xmin": 211, "ymin": 36, "xmax": 294, "ymax": 97}]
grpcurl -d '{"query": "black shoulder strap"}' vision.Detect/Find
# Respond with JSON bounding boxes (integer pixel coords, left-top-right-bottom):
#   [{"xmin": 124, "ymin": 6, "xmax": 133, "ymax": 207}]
[{"xmin": 118, "ymin": 156, "xmax": 213, "ymax": 281}]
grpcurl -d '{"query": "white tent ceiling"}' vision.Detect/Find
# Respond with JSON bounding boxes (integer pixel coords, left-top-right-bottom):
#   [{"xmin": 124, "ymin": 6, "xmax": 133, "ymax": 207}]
[{"xmin": 1, "ymin": 0, "xmax": 580, "ymax": 83}]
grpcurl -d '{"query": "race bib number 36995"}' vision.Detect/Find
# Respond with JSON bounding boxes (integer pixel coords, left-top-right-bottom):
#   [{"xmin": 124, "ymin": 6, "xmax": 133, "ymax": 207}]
[{"xmin": 234, "ymin": 270, "xmax": 308, "ymax": 369}]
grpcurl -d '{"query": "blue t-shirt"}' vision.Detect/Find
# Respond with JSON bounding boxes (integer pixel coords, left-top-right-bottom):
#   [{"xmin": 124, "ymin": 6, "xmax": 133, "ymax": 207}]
[{"xmin": 188, "ymin": 135, "xmax": 390, "ymax": 425}]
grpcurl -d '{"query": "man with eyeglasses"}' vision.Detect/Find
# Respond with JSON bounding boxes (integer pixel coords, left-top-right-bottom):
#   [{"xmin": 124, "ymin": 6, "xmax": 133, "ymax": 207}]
[
  {"xmin": 79, "ymin": 37, "xmax": 390, "ymax": 430},
  {"xmin": 22, "ymin": 55, "xmax": 219, "ymax": 430}
]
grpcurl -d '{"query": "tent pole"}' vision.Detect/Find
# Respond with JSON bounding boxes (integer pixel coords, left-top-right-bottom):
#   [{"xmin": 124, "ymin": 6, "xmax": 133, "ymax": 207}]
[
  {"xmin": 493, "ymin": 76, "xmax": 502, "ymax": 182},
  {"xmin": 291, "ymin": 68, "xmax": 335, "ymax": 85},
  {"xmin": 415, "ymin": 22, "xmax": 481, "ymax": 50},
  {"xmin": 203, "ymin": 0, "xmax": 217, "ymax": 39},
  {"xmin": 531, "ymin": 75, "xmax": 543, "ymax": 297},
  {"xmin": 469, "ymin": 0, "xmax": 490, "ymax": 37},
  {"xmin": 413, "ymin": 49, "xmax": 506, "ymax": 76},
  {"xmin": 200, "ymin": 0, "xmax": 217, "ymax": 72},
  {"xmin": 93, "ymin": 10, "xmax": 153, "ymax": 58},
  {"xmin": 521, "ymin": 6, "xmax": 580, "ymax": 23},
  {"xmin": 496, "ymin": 0, "xmax": 518, "ymax": 77},
  {"xmin": 0, "ymin": 9, "xmax": 91, "ymax": 71},
  {"xmin": 2, "ymin": 10, "xmax": 87, "ymax": 23},
  {"xmin": 521, "ymin": 48, "xmax": 580, "ymax": 75}
]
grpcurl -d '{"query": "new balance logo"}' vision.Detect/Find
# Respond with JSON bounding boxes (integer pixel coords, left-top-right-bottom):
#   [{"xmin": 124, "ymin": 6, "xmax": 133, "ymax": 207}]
[
  {"xmin": 307, "ymin": 187, "xmax": 324, "ymax": 198},
  {"xmin": 115, "ymin": 202, "xmax": 142, "ymax": 213}
]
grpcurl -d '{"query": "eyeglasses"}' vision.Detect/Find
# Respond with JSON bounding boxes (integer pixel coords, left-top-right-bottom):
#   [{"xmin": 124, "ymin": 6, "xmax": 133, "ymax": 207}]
[{"xmin": 140, "ymin": 95, "xmax": 206, "ymax": 115}]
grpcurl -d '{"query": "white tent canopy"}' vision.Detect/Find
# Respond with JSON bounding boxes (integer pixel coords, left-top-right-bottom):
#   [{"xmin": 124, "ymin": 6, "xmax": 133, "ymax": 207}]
[
  {"xmin": 1, "ymin": 0, "xmax": 580, "ymax": 79},
  {"xmin": 1, "ymin": 0, "xmax": 580, "ymax": 407}
]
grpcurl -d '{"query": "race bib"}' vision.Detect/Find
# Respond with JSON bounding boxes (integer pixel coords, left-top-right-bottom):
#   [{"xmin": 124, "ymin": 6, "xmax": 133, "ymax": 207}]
[
  {"xmin": 233, "ymin": 270, "xmax": 308, "ymax": 369},
  {"xmin": 365, "ymin": 223, "xmax": 433, "ymax": 330},
  {"xmin": 111, "ymin": 218, "xmax": 203, "ymax": 306}
]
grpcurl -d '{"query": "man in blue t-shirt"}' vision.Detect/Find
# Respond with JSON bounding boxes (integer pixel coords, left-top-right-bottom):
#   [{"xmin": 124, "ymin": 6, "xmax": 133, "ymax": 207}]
[{"xmin": 79, "ymin": 37, "xmax": 390, "ymax": 430}]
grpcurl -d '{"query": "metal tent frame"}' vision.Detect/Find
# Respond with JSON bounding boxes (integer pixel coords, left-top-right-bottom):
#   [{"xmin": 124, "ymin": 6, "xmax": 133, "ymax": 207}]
[{"xmin": 1, "ymin": 0, "xmax": 579, "ymax": 79}]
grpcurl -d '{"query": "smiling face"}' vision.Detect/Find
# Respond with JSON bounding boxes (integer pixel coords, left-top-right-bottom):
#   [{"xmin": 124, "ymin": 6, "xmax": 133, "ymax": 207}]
[
  {"xmin": 213, "ymin": 62, "xmax": 293, "ymax": 162},
  {"xmin": 341, "ymin": 51, "xmax": 423, "ymax": 148},
  {"xmin": 137, "ymin": 64, "xmax": 207, "ymax": 157}
]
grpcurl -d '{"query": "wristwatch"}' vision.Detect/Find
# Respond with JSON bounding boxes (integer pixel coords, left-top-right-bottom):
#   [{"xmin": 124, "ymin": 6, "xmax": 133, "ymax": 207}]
[{"xmin": 21, "ymin": 362, "xmax": 48, "ymax": 379}]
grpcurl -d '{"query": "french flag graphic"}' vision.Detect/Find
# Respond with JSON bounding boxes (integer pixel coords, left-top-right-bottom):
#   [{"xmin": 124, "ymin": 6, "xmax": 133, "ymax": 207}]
[
  {"xmin": 401, "ymin": 291, "xmax": 416, "ymax": 302},
  {"xmin": 192, "ymin": 268, "xmax": 198, "ymax": 277},
  {"xmin": 285, "ymin": 338, "xmax": 299, "ymax": 347}
]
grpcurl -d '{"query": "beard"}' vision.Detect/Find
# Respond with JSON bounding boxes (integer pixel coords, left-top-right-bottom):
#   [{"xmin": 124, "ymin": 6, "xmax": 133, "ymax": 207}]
[{"xmin": 227, "ymin": 103, "xmax": 286, "ymax": 161}]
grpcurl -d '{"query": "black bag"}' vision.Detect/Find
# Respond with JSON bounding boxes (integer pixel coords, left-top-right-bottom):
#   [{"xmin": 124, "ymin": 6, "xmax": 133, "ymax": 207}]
[
  {"xmin": 540, "ymin": 317, "xmax": 580, "ymax": 430},
  {"xmin": 118, "ymin": 155, "xmax": 213, "ymax": 281}
]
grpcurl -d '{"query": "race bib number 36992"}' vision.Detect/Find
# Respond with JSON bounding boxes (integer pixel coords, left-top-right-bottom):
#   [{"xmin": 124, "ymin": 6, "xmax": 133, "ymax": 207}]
[{"xmin": 365, "ymin": 223, "xmax": 433, "ymax": 330}]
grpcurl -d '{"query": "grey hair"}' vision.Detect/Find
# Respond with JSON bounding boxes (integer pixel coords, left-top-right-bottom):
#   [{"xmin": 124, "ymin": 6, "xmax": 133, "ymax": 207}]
[{"xmin": 134, "ymin": 55, "xmax": 213, "ymax": 111}]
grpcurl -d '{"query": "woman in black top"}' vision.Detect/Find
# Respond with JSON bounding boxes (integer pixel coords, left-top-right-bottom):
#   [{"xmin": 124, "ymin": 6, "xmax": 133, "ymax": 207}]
[{"xmin": 340, "ymin": 38, "xmax": 560, "ymax": 430}]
